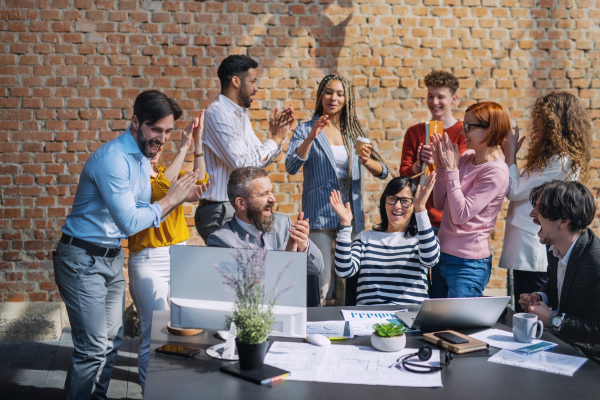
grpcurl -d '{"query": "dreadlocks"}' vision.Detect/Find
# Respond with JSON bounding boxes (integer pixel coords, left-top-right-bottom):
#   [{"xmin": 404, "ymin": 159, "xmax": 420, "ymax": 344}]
[{"xmin": 313, "ymin": 75, "xmax": 394, "ymax": 178}]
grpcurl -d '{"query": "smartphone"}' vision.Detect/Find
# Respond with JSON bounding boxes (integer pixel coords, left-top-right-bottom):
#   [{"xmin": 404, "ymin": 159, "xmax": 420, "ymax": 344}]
[
  {"xmin": 434, "ymin": 331, "xmax": 469, "ymax": 344},
  {"xmin": 155, "ymin": 344, "xmax": 201, "ymax": 358},
  {"xmin": 513, "ymin": 341, "xmax": 557, "ymax": 355}
]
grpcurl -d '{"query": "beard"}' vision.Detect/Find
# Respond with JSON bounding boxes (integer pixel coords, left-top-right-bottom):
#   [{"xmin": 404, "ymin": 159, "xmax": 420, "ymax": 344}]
[
  {"xmin": 136, "ymin": 129, "xmax": 162, "ymax": 159},
  {"xmin": 239, "ymin": 84, "xmax": 253, "ymax": 109},
  {"xmin": 247, "ymin": 201, "xmax": 275, "ymax": 234}
]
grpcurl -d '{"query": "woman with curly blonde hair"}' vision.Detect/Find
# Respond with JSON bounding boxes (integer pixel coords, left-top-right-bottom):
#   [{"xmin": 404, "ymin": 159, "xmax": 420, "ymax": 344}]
[{"xmin": 500, "ymin": 91, "xmax": 592, "ymax": 310}]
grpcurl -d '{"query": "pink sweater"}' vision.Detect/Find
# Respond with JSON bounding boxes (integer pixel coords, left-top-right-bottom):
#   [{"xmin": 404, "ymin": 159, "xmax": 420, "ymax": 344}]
[{"xmin": 433, "ymin": 150, "xmax": 509, "ymax": 260}]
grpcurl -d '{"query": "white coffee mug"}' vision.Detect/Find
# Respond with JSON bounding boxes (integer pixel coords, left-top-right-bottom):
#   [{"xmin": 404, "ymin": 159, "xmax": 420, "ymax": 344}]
[
  {"xmin": 513, "ymin": 313, "xmax": 544, "ymax": 343},
  {"xmin": 354, "ymin": 137, "xmax": 371, "ymax": 155}
]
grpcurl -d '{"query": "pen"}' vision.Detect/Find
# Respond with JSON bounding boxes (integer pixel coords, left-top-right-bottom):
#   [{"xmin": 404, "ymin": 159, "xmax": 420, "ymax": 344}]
[
  {"xmin": 261, "ymin": 372, "xmax": 290, "ymax": 385},
  {"xmin": 328, "ymin": 337, "xmax": 348, "ymax": 341}
]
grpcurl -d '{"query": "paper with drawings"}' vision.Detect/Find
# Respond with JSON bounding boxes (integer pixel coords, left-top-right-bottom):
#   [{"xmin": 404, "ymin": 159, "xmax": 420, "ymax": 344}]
[
  {"xmin": 469, "ymin": 328, "xmax": 557, "ymax": 351},
  {"xmin": 306, "ymin": 320, "xmax": 352, "ymax": 338},
  {"xmin": 264, "ymin": 342, "xmax": 442, "ymax": 387},
  {"xmin": 488, "ymin": 349, "xmax": 587, "ymax": 376},
  {"xmin": 341, "ymin": 309, "xmax": 407, "ymax": 336}
]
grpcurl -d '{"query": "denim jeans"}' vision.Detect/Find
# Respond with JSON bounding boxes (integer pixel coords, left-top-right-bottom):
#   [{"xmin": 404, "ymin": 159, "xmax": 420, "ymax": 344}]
[
  {"xmin": 53, "ymin": 241, "xmax": 125, "ymax": 400},
  {"xmin": 431, "ymin": 252, "xmax": 492, "ymax": 298}
]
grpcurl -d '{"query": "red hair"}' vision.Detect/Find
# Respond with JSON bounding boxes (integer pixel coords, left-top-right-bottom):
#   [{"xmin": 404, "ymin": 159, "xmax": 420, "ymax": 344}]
[{"xmin": 466, "ymin": 101, "xmax": 511, "ymax": 147}]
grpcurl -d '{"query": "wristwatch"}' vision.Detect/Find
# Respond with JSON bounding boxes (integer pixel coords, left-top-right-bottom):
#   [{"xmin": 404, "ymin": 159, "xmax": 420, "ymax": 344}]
[{"xmin": 552, "ymin": 313, "xmax": 565, "ymax": 332}]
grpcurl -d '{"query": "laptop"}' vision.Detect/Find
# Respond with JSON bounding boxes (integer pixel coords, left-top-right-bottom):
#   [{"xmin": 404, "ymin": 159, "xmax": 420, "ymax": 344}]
[{"xmin": 395, "ymin": 296, "xmax": 511, "ymax": 331}]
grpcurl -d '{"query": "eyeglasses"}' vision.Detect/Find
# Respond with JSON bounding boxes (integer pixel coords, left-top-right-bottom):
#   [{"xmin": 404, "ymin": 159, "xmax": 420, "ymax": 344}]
[
  {"xmin": 463, "ymin": 121, "xmax": 487, "ymax": 133},
  {"xmin": 385, "ymin": 196, "xmax": 414, "ymax": 207}
]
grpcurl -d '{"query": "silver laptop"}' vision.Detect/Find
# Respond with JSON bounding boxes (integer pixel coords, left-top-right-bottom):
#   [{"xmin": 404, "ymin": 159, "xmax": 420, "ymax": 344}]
[
  {"xmin": 170, "ymin": 246, "xmax": 307, "ymax": 337},
  {"xmin": 395, "ymin": 296, "xmax": 511, "ymax": 331}
]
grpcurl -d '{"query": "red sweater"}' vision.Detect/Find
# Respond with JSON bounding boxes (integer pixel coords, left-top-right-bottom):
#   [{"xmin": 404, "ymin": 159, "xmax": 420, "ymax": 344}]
[{"xmin": 399, "ymin": 121, "xmax": 467, "ymax": 227}]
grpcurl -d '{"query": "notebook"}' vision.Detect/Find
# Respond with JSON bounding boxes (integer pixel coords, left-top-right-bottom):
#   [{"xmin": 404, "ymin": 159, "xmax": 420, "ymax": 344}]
[
  {"xmin": 423, "ymin": 330, "xmax": 489, "ymax": 354},
  {"xmin": 220, "ymin": 363, "xmax": 290, "ymax": 385}
]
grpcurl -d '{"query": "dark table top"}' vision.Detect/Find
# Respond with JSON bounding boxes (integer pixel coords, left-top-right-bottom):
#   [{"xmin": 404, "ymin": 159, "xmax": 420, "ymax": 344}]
[{"xmin": 144, "ymin": 306, "xmax": 600, "ymax": 400}]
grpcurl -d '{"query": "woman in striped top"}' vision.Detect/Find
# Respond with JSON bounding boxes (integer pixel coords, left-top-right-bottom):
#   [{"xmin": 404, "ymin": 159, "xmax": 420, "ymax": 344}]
[{"xmin": 331, "ymin": 174, "xmax": 440, "ymax": 305}]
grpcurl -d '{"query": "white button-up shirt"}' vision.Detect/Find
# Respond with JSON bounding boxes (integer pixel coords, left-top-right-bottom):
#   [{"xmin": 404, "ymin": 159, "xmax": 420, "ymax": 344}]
[
  {"xmin": 538, "ymin": 235, "xmax": 579, "ymax": 308},
  {"xmin": 202, "ymin": 94, "xmax": 283, "ymax": 202},
  {"xmin": 550, "ymin": 235, "xmax": 579, "ymax": 306}
]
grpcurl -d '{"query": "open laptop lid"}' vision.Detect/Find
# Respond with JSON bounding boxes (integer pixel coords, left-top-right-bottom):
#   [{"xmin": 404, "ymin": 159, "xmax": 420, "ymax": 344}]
[
  {"xmin": 170, "ymin": 246, "xmax": 307, "ymax": 337},
  {"xmin": 396, "ymin": 296, "xmax": 510, "ymax": 331}
]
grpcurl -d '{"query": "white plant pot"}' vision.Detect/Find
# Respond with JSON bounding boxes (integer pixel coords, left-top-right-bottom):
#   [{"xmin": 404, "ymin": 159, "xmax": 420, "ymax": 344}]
[{"xmin": 371, "ymin": 333, "xmax": 407, "ymax": 352}]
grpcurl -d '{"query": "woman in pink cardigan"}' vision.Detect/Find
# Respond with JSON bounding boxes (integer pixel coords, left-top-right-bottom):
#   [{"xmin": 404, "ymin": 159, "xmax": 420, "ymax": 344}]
[{"xmin": 430, "ymin": 101, "xmax": 510, "ymax": 298}]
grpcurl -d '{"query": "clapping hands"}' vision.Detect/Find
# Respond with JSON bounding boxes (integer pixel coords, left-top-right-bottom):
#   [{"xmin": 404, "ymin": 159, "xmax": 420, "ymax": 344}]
[
  {"xmin": 286, "ymin": 211, "xmax": 310, "ymax": 252},
  {"xmin": 431, "ymin": 132, "xmax": 459, "ymax": 170},
  {"xmin": 269, "ymin": 105, "xmax": 296, "ymax": 145}
]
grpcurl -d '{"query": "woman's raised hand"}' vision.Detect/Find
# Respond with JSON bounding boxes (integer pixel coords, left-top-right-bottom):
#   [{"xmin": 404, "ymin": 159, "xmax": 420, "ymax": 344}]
[
  {"xmin": 308, "ymin": 115, "xmax": 328, "ymax": 141},
  {"xmin": 413, "ymin": 171, "xmax": 436, "ymax": 213},
  {"xmin": 329, "ymin": 189, "xmax": 353, "ymax": 226},
  {"xmin": 501, "ymin": 125, "xmax": 525, "ymax": 165},
  {"xmin": 192, "ymin": 110, "xmax": 205, "ymax": 148},
  {"xmin": 179, "ymin": 118, "xmax": 196, "ymax": 151},
  {"xmin": 431, "ymin": 132, "xmax": 459, "ymax": 170},
  {"xmin": 358, "ymin": 143, "xmax": 373, "ymax": 165}
]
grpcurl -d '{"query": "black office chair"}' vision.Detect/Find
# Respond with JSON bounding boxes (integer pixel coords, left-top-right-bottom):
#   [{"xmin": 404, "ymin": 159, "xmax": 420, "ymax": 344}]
[
  {"xmin": 344, "ymin": 274, "xmax": 359, "ymax": 306},
  {"xmin": 306, "ymin": 275, "xmax": 320, "ymax": 307}
]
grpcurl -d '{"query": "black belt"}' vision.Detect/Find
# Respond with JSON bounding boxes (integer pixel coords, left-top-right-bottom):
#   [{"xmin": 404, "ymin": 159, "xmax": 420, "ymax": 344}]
[
  {"xmin": 198, "ymin": 199, "xmax": 225, "ymax": 207},
  {"xmin": 60, "ymin": 234, "xmax": 121, "ymax": 257}
]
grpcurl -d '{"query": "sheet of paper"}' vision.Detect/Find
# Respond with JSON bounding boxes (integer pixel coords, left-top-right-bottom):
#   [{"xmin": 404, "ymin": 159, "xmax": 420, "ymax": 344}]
[
  {"xmin": 341, "ymin": 309, "xmax": 407, "ymax": 336},
  {"xmin": 306, "ymin": 321, "xmax": 351, "ymax": 338},
  {"xmin": 469, "ymin": 328, "xmax": 557, "ymax": 351},
  {"xmin": 488, "ymin": 349, "xmax": 587, "ymax": 376},
  {"xmin": 264, "ymin": 342, "xmax": 442, "ymax": 387},
  {"xmin": 264, "ymin": 341, "xmax": 329, "ymax": 381}
]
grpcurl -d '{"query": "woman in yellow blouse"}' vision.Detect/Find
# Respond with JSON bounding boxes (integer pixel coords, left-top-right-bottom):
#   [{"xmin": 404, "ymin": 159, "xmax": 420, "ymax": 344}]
[{"xmin": 127, "ymin": 112, "xmax": 208, "ymax": 390}]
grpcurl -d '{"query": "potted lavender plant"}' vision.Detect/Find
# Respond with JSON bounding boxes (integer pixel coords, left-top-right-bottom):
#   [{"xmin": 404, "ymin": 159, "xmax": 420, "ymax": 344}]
[{"xmin": 216, "ymin": 238, "xmax": 293, "ymax": 370}]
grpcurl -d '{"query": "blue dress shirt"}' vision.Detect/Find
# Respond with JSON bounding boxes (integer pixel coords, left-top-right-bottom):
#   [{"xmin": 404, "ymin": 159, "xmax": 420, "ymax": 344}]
[{"xmin": 62, "ymin": 128, "xmax": 162, "ymax": 246}]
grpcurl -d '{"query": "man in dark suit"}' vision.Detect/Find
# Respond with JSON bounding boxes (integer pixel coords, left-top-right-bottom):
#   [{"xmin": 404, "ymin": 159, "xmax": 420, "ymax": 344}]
[
  {"xmin": 207, "ymin": 166, "xmax": 324, "ymax": 277},
  {"xmin": 519, "ymin": 180, "xmax": 600, "ymax": 362}
]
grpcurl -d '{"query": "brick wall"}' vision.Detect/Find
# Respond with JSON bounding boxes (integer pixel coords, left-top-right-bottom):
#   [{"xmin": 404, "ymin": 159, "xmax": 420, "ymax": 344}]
[{"xmin": 1, "ymin": 0, "xmax": 599, "ymax": 303}]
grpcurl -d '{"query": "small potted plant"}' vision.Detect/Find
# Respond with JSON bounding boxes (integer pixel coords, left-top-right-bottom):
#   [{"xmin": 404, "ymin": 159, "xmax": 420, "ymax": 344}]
[
  {"xmin": 216, "ymin": 237, "xmax": 293, "ymax": 370},
  {"xmin": 371, "ymin": 322, "xmax": 408, "ymax": 352}
]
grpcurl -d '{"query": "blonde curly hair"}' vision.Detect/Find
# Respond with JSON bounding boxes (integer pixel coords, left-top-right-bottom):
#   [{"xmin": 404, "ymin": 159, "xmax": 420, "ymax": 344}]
[{"xmin": 525, "ymin": 92, "xmax": 592, "ymax": 181}]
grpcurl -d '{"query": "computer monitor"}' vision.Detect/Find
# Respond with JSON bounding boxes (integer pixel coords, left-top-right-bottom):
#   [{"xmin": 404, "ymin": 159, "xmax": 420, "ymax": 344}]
[{"xmin": 170, "ymin": 246, "xmax": 307, "ymax": 338}]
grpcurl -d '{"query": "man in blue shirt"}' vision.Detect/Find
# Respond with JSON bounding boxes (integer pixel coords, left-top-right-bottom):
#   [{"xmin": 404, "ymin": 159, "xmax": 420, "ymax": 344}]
[{"xmin": 54, "ymin": 90, "xmax": 206, "ymax": 400}]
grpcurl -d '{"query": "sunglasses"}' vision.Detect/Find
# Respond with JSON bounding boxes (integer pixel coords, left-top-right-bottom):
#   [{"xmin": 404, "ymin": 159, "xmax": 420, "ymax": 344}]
[
  {"xmin": 463, "ymin": 121, "xmax": 487, "ymax": 133},
  {"xmin": 385, "ymin": 196, "xmax": 414, "ymax": 208}
]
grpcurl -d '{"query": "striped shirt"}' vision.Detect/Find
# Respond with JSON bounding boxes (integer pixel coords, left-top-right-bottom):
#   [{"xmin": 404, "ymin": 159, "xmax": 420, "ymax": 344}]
[
  {"xmin": 202, "ymin": 94, "xmax": 283, "ymax": 202},
  {"xmin": 334, "ymin": 211, "xmax": 440, "ymax": 305}
]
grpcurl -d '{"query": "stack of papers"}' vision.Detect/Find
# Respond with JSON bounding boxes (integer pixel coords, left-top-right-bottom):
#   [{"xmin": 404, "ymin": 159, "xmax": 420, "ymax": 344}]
[{"xmin": 488, "ymin": 350, "xmax": 587, "ymax": 376}]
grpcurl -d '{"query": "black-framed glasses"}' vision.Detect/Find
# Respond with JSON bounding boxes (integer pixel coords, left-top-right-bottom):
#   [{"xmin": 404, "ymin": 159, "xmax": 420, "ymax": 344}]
[
  {"xmin": 385, "ymin": 196, "xmax": 414, "ymax": 208},
  {"xmin": 463, "ymin": 121, "xmax": 487, "ymax": 133}
]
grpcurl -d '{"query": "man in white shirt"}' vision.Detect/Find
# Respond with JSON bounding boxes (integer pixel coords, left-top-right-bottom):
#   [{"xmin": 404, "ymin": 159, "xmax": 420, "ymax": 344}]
[
  {"xmin": 195, "ymin": 54, "xmax": 295, "ymax": 241},
  {"xmin": 519, "ymin": 180, "xmax": 600, "ymax": 362},
  {"xmin": 207, "ymin": 167, "xmax": 323, "ymax": 277}
]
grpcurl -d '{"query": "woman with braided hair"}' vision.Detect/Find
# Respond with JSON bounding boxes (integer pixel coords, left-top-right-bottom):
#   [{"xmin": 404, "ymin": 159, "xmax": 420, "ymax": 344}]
[
  {"xmin": 286, "ymin": 75, "xmax": 390, "ymax": 305},
  {"xmin": 499, "ymin": 91, "xmax": 592, "ymax": 310}
]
